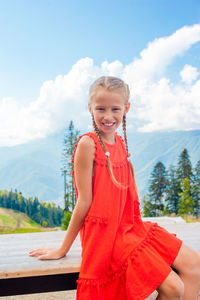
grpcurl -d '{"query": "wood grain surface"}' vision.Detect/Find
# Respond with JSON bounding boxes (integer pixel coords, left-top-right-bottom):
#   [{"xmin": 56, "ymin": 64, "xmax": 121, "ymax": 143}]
[{"xmin": 0, "ymin": 230, "xmax": 82, "ymax": 279}]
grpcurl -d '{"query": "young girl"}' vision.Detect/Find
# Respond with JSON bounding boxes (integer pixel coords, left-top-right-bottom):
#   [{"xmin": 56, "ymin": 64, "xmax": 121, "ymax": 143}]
[{"xmin": 30, "ymin": 76, "xmax": 200, "ymax": 300}]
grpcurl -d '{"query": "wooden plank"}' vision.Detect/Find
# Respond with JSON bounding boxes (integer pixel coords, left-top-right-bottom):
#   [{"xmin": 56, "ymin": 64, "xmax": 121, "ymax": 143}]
[
  {"xmin": 160, "ymin": 222, "xmax": 200, "ymax": 252},
  {"xmin": 0, "ymin": 231, "xmax": 82, "ymax": 279}
]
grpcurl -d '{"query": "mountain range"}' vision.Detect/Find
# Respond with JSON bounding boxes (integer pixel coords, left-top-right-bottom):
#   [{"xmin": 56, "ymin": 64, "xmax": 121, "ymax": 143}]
[{"xmin": 0, "ymin": 128, "xmax": 199, "ymax": 207}]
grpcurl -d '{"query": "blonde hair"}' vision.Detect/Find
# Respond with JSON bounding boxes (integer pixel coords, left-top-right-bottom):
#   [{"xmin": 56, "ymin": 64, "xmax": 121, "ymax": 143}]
[
  {"xmin": 89, "ymin": 76, "xmax": 130, "ymax": 104},
  {"xmin": 89, "ymin": 76, "xmax": 137, "ymax": 190}
]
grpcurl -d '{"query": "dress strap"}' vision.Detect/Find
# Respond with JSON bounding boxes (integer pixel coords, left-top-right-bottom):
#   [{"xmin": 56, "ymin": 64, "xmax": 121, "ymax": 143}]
[
  {"xmin": 84, "ymin": 132, "xmax": 105, "ymax": 157},
  {"xmin": 118, "ymin": 134, "xmax": 132, "ymax": 160}
]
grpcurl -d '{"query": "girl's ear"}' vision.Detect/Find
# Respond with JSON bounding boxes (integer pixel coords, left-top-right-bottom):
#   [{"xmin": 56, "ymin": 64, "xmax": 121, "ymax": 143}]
[
  {"xmin": 88, "ymin": 103, "xmax": 92, "ymax": 114},
  {"xmin": 124, "ymin": 102, "xmax": 131, "ymax": 114}
]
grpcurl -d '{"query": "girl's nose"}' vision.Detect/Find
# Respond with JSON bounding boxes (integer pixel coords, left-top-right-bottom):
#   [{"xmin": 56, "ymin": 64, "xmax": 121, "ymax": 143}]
[{"xmin": 104, "ymin": 112, "xmax": 113, "ymax": 121}]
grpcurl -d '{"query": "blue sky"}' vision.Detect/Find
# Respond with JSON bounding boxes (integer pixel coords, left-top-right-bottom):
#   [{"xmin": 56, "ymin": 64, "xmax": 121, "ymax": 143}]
[{"xmin": 0, "ymin": 0, "xmax": 200, "ymax": 146}]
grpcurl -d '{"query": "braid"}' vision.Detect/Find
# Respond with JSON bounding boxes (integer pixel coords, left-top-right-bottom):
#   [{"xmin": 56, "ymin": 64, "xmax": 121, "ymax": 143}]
[
  {"xmin": 122, "ymin": 114, "xmax": 137, "ymax": 189},
  {"xmin": 122, "ymin": 115, "xmax": 129, "ymax": 157},
  {"xmin": 92, "ymin": 114, "xmax": 107, "ymax": 152},
  {"xmin": 91, "ymin": 114, "xmax": 129, "ymax": 189}
]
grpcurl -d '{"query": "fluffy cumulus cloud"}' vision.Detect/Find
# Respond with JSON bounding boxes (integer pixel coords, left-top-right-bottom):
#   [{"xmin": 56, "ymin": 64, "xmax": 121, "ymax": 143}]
[
  {"xmin": 180, "ymin": 64, "xmax": 199, "ymax": 84},
  {"xmin": 0, "ymin": 24, "xmax": 200, "ymax": 146}
]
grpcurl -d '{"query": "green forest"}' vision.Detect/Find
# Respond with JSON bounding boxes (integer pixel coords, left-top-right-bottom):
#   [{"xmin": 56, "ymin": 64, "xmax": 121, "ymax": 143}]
[
  {"xmin": 143, "ymin": 148, "xmax": 200, "ymax": 219},
  {"xmin": 0, "ymin": 189, "xmax": 64, "ymax": 227}
]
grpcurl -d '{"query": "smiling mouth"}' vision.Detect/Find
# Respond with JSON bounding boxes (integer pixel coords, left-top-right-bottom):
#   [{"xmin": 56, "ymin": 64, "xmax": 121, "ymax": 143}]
[{"xmin": 102, "ymin": 122, "xmax": 115, "ymax": 127}]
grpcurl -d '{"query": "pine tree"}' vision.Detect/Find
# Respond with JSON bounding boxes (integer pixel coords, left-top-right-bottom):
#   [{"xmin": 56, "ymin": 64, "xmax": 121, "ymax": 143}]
[
  {"xmin": 191, "ymin": 160, "xmax": 200, "ymax": 217},
  {"xmin": 148, "ymin": 161, "xmax": 168, "ymax": 216},
  {"xmin": 176, "ymin": 148, "xmax": 193, "ymax": 183},
  {"xmin": 141, "ymin": 194, "xmax": 154, "ymax": 217},
  {"xmin": 61, "ymin": 211, "xmax": 72, "ymax": 230},
  {"xmin": 143, "ymin": 199, "xmax": 156, "ymax": 217},
  {"xmin": 178, "ymin": 178, "xmax": 194, "ymax": 216},
  {"xmin": 61, "ymin": 120, "xmax": 80, "ymax": 212},
  {"xmin": 165, "ymin": 165, "xmax": 180, "ymax": 214},
  {"xmin": 176, "ymin": 148, "xmax": 193, "ymax": 214}
]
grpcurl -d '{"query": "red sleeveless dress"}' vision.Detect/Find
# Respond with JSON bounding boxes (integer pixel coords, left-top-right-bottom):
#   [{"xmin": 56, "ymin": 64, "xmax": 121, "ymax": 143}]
[{"xmin": 71, "ymin": 131, "xmax": 183, "ymax": 300}]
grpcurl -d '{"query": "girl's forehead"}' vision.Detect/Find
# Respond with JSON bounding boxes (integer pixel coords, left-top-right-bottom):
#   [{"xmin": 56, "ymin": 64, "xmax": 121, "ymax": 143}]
[{"xmin": 93, "ymin": 89, "xmax": 125, "ymax": 105}]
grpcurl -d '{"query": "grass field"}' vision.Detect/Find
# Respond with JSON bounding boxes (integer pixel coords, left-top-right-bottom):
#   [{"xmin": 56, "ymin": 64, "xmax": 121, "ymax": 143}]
[{"xmin": 0, "ymin": 207, "xmax": 56, "ymax": 234}]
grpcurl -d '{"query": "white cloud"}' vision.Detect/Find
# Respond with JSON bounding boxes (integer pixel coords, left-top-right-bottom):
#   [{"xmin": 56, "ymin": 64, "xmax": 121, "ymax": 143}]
[
  {"xmin": 101, "ymin": 60, "xmax": 124, "ymax": 77},
  {"xmin": 180, "ymin": 64, "xmax": 199, "ymax": 84},
  {"xmin": 0, "ymin": 24, "xmax": 200, "ymax": 146},
  {"xmin": 122, "ymin": 24, "xmax": 200, "ymax": 132},
  {"xmin": 0, "ymin": 58, "xmax": 123, "ymax": 146},
  {"xmin": 122, "ymin": 24, "xmax": 200, "ymax": 87},
  {"xmin": 131, "ymin": 78, "xmax": 200, "ymax": 132}
]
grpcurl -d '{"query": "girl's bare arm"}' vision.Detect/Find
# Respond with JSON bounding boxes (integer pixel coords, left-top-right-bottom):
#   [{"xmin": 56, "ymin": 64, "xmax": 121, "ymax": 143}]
[{"xmin": 29, "ymin": 135, "xmax": 96, "ymax": 260}]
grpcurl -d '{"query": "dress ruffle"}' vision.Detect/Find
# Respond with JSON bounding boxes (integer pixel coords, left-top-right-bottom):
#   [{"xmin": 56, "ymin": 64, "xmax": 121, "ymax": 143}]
[
  {"xmin": 76, "ymin": 223, "xmax": 158, "ymax": 287},
  {"xmin": 76, "ymin": 222, "xmax": 182, "ymax": 300},
  {"xmin": 94, "ymin": 157, "xmax": 128, "ymax": 168},
  {"xmin": 85, "ymin": 215, "xmax": 108, "ymax": 225}
]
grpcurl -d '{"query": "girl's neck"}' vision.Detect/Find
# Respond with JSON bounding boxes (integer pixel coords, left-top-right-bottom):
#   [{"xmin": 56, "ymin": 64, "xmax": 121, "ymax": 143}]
[{"xmin": 91, "ymin": 130, "xmax": 116, "ymax": 145}]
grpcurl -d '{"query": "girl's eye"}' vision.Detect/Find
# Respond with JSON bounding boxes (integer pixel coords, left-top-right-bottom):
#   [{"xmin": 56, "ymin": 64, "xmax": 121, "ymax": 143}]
[{"xmin": 96, "ymin": 107, "xmax": 120, "ymax": 111}]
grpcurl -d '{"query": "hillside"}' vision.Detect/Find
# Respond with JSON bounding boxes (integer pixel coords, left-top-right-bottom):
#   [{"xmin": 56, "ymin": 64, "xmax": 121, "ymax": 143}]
[
  {"xmin": 0, "ymin": 128, "xmax": 200, "ymax": 206},
  {"xmin": 0, "ymin": 207, "xmax": 54, "ymax": 234}
]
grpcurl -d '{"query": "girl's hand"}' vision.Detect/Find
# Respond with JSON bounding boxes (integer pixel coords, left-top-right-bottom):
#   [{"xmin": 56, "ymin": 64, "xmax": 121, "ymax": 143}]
[{"xmin": 29, "ymin": 247, "xmax": 66, "ymax": 260}]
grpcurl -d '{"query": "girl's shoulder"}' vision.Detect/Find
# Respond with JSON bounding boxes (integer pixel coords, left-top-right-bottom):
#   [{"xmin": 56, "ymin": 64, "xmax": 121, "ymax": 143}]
[
  {"xmin": 75, "ymin": 133, "xmax": 96, "ymax": 154},
  {"xmin": 71, "ymin": 133, "xmax": 97, "ymax": 173},
  {"xmin": 74, "ymin": 131, "xmax": 104, "ymax": 163},
  {"xmin": 75, "ymin": 132, "xmax": 98, "ymax": 148}
]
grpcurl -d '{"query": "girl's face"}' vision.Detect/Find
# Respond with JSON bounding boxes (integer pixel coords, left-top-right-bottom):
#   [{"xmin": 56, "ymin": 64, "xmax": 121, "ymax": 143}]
[{"xmin": 88, "ymin": 88, "xmax": 130, "ymax": 136}]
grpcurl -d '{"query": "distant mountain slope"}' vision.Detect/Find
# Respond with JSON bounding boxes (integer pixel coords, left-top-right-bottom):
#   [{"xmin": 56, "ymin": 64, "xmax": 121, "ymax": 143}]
[
  {"xmin": 0, "ymin": 131, "xmax": 64, "ymax": 206},
  {"xmin": 0, "ymin": 129, "xmax": 199, "ymax": 206},
  {"xmin": 0, "ymin": 207, "xmax": 44, "ymax": 234}
]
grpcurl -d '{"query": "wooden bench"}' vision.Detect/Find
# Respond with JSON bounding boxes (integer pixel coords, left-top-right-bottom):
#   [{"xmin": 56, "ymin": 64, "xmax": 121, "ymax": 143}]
[
  {"xmin": 0, "ymin": 230, "xmax": 81, "ymax": 297},
  {"xmin": 0, "ymin": 221, "xmax": 199, "ymax": 298}
]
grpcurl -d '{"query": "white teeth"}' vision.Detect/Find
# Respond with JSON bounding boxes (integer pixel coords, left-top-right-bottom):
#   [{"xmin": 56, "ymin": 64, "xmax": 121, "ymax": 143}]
[{"xmin": 103, "ymin": 123, "xmax": 114, "ymax": 126}]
